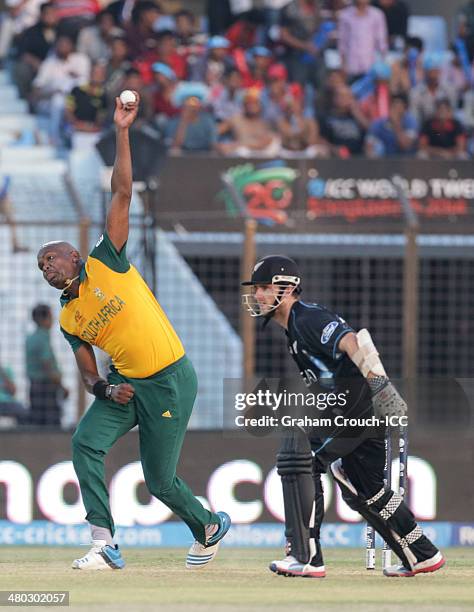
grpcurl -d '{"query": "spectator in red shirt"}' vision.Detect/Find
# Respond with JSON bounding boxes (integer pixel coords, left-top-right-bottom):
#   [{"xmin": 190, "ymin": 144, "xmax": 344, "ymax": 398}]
[
  {"xmin": 358, "ymin": 61, "xmax": 392, "ymax": 122},
  {"xmin": 153, "ymin": 29, "xmax": 187, "ymax": 79},
  {"xmin": 419, "ymin": 98, "xmax": 467, "ymax": 160},
  {"xmin": 235, "ymin": 46, "xmax": 273, "ymax": 89}
]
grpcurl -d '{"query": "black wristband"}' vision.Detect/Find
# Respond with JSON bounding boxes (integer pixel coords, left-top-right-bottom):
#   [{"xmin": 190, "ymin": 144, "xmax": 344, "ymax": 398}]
[{"xmin": 92, "ymin": 380, "xmax": 109, "ymax": 400}]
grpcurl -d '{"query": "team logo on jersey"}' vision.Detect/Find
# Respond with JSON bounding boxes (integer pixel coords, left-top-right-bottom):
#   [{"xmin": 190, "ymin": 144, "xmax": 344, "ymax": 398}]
[
  {"xmin": 321, "ymin": 321, "xmax": 339, "ymax": 344},
  {"xmin": 94, "ymin": 287, "xmax": 105, "ymax": 301}
]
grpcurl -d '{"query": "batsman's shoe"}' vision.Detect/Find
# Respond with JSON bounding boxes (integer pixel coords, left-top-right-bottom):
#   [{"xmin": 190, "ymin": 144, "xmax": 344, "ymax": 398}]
[
  {"xmin": 186, "ymin": 511, "xmax": 231, "ymax": 570},
  {"xmin": 72, "ymin": 539, "xmax": 125, "ymax": 570},
  {"xmin": 269, "ymin": 556, "xmax": 326, "ymax": 578},
  {"xmin": 383, "ymin": 551, "xmax": 445, "ymax": 577}
]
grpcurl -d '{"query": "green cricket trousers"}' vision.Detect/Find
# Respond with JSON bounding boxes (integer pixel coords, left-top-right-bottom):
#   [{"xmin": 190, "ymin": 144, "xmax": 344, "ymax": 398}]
[{"xmin": 72, "ymin": 355, "xmax": 218, "ymax": 544}]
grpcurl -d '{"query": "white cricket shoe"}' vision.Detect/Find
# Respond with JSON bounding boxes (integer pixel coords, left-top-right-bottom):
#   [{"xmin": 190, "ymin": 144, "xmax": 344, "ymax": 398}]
[
  {"xmin": 269, "ymin": 555, "xmax": 326, "ymax": 578},
  {"xmin": 383, "ymin": 551, "xmax": 445, "ymax": 577},
  {"xmin": 72, "ymin": 539, "xmax": 125, "ymax": 570},
  {"xmin": 186, "ymin": 511, "xmax": 231, "ymax": 570}
]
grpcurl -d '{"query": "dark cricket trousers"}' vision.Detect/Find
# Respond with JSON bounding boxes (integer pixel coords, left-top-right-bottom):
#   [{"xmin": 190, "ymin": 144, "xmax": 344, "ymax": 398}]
[{"xmin": 72, "ymin": 355, "xmax": 219, "ymax": 544}]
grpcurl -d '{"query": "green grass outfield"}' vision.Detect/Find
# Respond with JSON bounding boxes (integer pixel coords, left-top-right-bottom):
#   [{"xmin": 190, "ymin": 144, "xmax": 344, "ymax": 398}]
[{"xmin": 0, "ymin": 547, "xmax": 473, "ymax": 612}]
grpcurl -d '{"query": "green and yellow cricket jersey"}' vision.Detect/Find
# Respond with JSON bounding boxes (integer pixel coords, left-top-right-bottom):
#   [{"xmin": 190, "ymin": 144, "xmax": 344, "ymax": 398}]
[{"xmin": 60, "ymin": 232, "xmax": 185, "ymax": 378}]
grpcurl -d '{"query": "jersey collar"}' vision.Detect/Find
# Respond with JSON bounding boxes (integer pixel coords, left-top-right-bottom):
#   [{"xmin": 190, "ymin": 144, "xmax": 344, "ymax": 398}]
[{"xmin": 59, "ymin": 263, "xmax": 86, "ymax": 307}]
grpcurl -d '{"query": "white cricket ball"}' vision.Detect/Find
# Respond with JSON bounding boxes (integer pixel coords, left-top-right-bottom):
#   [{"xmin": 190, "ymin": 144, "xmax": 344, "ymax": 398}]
[{"xmin": 120, "ymin": 90, "xmax": 137, "ymax": 105}]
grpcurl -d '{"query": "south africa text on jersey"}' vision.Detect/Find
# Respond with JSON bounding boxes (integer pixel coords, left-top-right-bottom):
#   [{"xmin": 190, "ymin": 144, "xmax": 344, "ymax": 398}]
[{"xmin": 79, "ymin": 295, "xmax": 126, "ymax": 343}]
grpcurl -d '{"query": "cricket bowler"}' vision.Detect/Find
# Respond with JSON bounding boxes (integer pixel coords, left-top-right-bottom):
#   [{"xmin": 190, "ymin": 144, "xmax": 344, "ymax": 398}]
[
  {"xmin": 36, "ymin": 93, "xmax": 230, "ymax": 570},
  {"xmin": 242, "ymin": 255, "xmax": 444, "ymax": 578}
]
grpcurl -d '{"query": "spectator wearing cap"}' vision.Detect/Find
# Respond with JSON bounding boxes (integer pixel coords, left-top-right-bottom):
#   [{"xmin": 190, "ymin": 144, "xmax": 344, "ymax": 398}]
[
  {"xmin": 365, "ymin": 93, "xmax": 418, "ymax": 157},
  {"xmin": 65, "ymin": 61, "xmax": 108, "ymax": 148},
  {"xmin": 260, "ymin": 62, "xmax": 289, "ymax": 125},
  {"xmin": 235, "ymin": 46, "xmax": 273, "ymax": 89},
  {"xmin": 338, "ymin": 0, "xmax": 388, "ymax": 81},
  {"xmin": 211, "ymin": 66, "xmax": 243, "ymax": 123},
  {"xmin": 277, "ymin": 83, "xmax": 323, "ymax": 156},
  {"xmin": 373, "ymin": 0, "xmax": 409, "ymax": 49},
  {"xmin": 150, "ymin": 61, "xmax": 179, "ymax": 122},
  {"xmin": 260, "ymin": 62, "xmax": 315, "ymax": 126},
  {"xmin": 318, "ymin": 84, "xmax": 369, "ymax": 156},
  {"xmin": 356, "ymin": 61, "xmax": 392, "ymax": 122},
  {"xmin": 191, "ymin": 35, "xmax": 233, "ymax": 85},
  {"xmin": 25, "ymin": 304, "xmax": 68, "ymax": 427},
  {"xmin": 77, "ymin": 9, "xmax": 120, "ymax": 63},
  {"xmin": 163, "ymin": 83, "xmax": 217, "ymax": 153},
  {"xmin": 218, "ymin": 87, "xmax": 280, "ymax": 157},
  {"xmin": 30, "ymin": 34, "xmax": 90, "ymax": 146},
  {"xmin": 409, "ymin": 54, "xmax": 457, "ymax": 125},
  {"xmin": 12, "ymin": 2, "xmax": 58, "ymax": 100},
  {"xmin": 419, "ymin": 98, "xmax": 467, "ymax": 160}
]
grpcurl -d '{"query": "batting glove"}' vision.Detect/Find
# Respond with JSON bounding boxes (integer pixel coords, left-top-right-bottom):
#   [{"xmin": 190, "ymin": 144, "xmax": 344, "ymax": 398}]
[{"xmin": 368, "ymin": 376, "xmax": 407, "ymax": 418}]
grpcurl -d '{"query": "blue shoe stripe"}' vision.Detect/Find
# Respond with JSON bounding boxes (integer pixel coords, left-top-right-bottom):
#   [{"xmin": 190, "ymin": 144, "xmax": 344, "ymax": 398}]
[
  {"xmin": 187, "ymin": 555, "xmax": 214, "ymax": 561},
  {"xmin": 187, "ymin": 559, "xmax": 213, "ymax": 564},
  {"xmin": 206, "ymin": 512, "xmax": 231, "ymax": 547}
]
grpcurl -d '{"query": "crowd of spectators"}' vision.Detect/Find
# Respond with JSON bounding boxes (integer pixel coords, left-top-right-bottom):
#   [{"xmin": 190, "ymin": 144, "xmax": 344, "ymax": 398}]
[{"xmin": 2, "ymin": 0, "xmax": 474, "ymax": 159}]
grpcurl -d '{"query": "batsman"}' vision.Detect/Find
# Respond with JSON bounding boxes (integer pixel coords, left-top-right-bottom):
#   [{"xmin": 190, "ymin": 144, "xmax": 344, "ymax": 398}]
[
  {"xmin": 36, "ymin": 93, "xmax": 230, "ymax": 570},
  {"xmin": 242, "ymin": 255, "xmax": 445, "ymax": 578}
]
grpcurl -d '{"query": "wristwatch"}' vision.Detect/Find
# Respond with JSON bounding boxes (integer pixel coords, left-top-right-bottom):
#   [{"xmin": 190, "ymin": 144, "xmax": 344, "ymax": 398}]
[{"xmin": 105, "ymin": 384, "xmax": 116, "ymax": 400}]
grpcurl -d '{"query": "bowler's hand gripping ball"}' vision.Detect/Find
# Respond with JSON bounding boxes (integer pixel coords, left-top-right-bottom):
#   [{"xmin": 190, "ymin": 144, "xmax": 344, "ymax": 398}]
[{"xmin": 120, "ymin": 90, "xmax": 137, "ymax": 106}]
